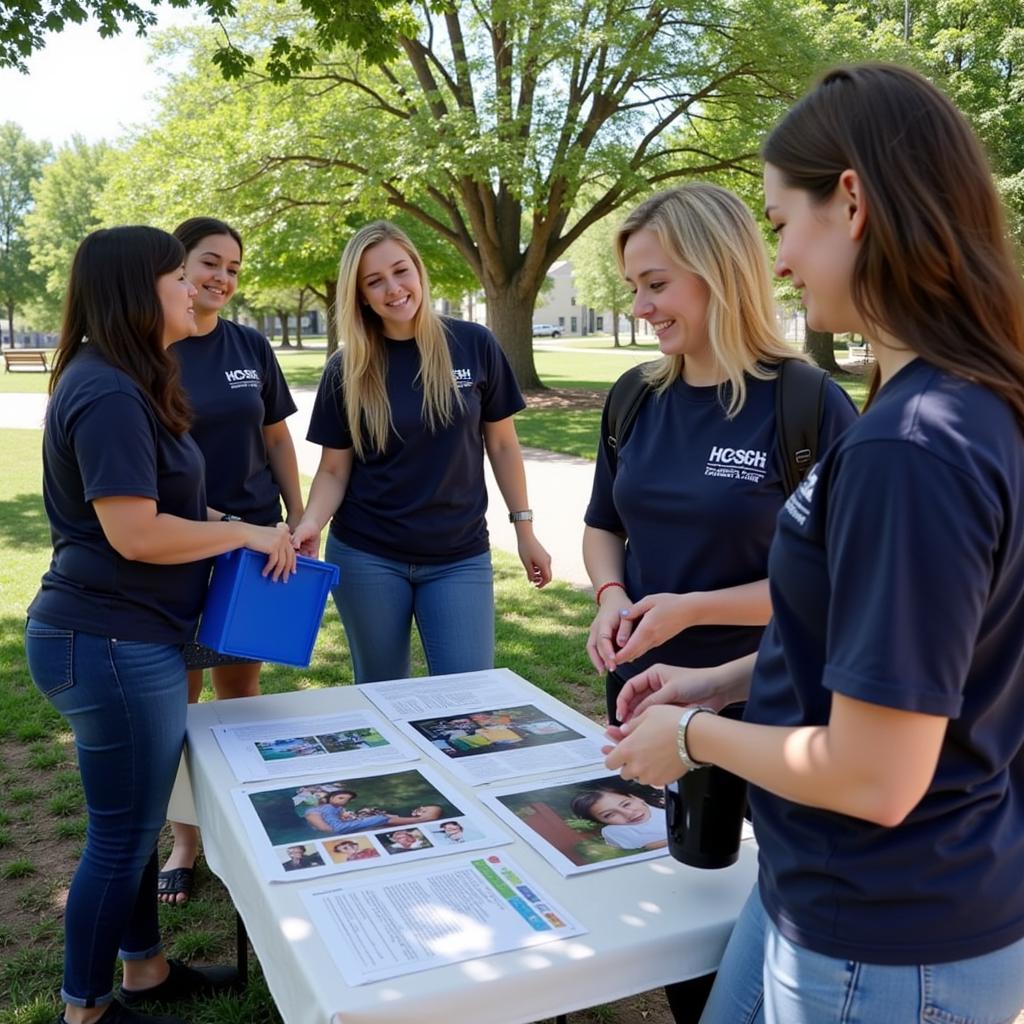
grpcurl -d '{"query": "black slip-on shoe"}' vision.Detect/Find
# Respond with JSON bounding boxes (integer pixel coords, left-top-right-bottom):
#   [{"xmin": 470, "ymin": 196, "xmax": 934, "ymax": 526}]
[
  {"xmin": 119, "ymin": 959, "xmax": 238, "ymax": 1007},
  {"xmin": 58, "ymin": 996, "xmax": 187, "ymax": 1024}
]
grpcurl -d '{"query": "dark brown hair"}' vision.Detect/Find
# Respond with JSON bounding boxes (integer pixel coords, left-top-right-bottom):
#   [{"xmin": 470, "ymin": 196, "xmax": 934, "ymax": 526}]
[
  {"xmin": 50, "ymin": 226, "xmax": 192, "ymax": 434},
  {"xmin": 173, "ymin": 217, "xmax": 243, "ymax": 258},
  {"xmin": 763, "ymin": 62, "xmax": 1024, "ymax": 427}
]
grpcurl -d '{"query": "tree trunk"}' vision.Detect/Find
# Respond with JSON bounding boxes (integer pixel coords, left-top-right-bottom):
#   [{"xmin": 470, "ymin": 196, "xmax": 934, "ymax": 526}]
[
  {"xmin": 5, "ymin": 304, "xmax": 13, "ymax": 349},
  {"xmin": 325, "ymin": 278, "xmax": 339, "ymax": 356},
  {"xmin": 295, "ymin": 292, "xmax": 305, "ymax": 349},
  {"xmin": 804, "ymin": 327, "xmax": 840, "ymax": 373},
  {"xmin": 276, "ymin": 309, "xmax": 291, "ymax": 348},
  {"xmin": 485, "ymin": 286, "xmax": 542, "ymax": 390},
  {"xmin": 629, "ymin": 316, "xmax": 637, "ymax": 346},
  {"xmin": 612, "ymin": 308, "xmax": 620, "ymax": 348}
]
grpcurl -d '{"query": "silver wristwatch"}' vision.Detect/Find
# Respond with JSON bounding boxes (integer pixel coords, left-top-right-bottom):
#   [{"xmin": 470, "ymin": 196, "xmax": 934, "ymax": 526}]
[
  {"xmin": 676, "ymin": 706, "xmax": 714, "ymax": 771},
  {"xmin": 508, "ymin": 509, "xmax": 534, "ymax": 523}
]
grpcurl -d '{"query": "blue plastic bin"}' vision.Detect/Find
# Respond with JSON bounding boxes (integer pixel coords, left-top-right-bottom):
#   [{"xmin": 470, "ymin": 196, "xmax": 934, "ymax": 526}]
[{"xmin": 197, "ymin": 548, "xmax": 339, "ymax": 667}]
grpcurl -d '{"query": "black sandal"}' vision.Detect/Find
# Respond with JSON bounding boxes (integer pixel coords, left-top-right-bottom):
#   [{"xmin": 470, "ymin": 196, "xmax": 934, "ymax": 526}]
[{"xmin": 156, "ymin": 866, "xmax": 194, "ymax": 905}]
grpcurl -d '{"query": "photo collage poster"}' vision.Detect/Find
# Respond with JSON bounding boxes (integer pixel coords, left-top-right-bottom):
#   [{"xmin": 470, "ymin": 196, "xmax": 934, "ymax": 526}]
[{"xmin": 231, "ymin": 763, "xmax": 512, "ymax": 882}]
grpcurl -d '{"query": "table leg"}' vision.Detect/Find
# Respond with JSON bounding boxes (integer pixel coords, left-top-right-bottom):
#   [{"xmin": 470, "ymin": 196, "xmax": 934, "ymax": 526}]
[{"xmin": 236, "ymin": 911, "xmax": 249, "ymax": 989}]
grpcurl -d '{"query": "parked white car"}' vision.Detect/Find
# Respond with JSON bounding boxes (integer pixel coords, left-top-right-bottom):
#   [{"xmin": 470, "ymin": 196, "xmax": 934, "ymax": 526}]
[{"xmin": 532, "ymin": 323, "xmax": 562, "ymax": 338}]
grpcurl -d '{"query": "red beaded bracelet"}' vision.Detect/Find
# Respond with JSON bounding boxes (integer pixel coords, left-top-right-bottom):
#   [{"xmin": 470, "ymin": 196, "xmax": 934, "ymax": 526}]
[{"xmin": 594, "ymin": 581, "xmax": 626, "ymax": 605}]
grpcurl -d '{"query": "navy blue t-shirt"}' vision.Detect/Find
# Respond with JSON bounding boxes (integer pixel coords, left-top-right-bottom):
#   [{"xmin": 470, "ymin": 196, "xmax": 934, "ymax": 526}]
[
  {"xmin": 307, "ymin": 318, "xmax": 524, "ymax": 563},
  {"xmin": 28, "ymin": 347, "xmax": 211, "ymax": 644},
  {"xmin": 748, "ymin": 359, "xmax": 1024, "ymax": 965},
  {"xmin": 173, "ymin": 319, "xmax": 297, "ymax": 525},
  {"xmin": 585, "ymin": 369, "xmax": 857, "ymax": 677}
]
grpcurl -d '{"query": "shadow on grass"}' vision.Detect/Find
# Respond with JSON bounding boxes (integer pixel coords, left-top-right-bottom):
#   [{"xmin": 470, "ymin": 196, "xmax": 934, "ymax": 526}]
[
  {"xmin": 278, "ymin": 363, "xmax": 328, "ymax": 391},
  {"xmin": 516, "ymin": 409, "xmax": 601, "ymax": 461},
  {"xmin": 0, "ymin": 493, "xmax": 52, "ymax": 551}
]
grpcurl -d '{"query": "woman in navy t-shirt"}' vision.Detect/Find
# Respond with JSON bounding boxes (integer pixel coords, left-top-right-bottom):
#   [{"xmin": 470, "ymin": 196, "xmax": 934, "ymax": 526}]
[
  {"xmin": 584, "ymin": 184, "xmax": 857, "ymax": 720},
  {"xmin": 293, "ymin": 220, "xmax": 551, "ymax": 683},
  {"xmin": 25, "ymin": 227, "xmax": 295, "ymax": 1024},
  {"xmin": 158, "ymin": 217, "xmax": 303, "ymax": 906},
  {"xmin": 607, "ymin": 65, "xmax": 1024, "ymax": 1023}
]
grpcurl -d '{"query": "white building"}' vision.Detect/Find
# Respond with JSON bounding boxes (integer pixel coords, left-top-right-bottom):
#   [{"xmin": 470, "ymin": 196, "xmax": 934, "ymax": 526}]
[{"xmin": 445, "ymin": 260, "xmax": 647, "ymax": 338}]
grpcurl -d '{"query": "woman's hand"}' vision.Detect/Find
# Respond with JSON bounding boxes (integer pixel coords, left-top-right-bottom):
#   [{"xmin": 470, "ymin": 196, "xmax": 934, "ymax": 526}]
[
  {"xmin": 615, "ymin": 662, "xmax": 741, "ymax": 724},
  {"xmin": 586, "ymin": 588, "xmax": 633, "ymax": 674},
  {"xmin": 290, "ymin": 518, "xmax": 323, "ymax": 559},
  {"xmin": 613, "ymin": 592, "xmax": 699, "ymax": 665},
  {"xmin": 244, "ymin": 522, "xmax": 297, "ymax": 581},
  {"xmin": 517, "ymin": 534, "xmax": 553, "ymax": 588},
  {"xmin": 603, "ymin": 704, "xmax": 687, "ymax": 788}
]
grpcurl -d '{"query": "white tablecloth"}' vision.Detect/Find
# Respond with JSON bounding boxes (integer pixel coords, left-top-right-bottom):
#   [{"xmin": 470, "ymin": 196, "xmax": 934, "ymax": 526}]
[{"xmin": 183, "ymin": 673, "xmax": 758, "ymax": 1024}]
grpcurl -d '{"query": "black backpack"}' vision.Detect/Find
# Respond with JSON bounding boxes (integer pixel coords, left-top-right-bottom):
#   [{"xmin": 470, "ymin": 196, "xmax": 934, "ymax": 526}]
[{"xmin": 603, "ymin": 358, "xmax": 828, "ymax": 495}]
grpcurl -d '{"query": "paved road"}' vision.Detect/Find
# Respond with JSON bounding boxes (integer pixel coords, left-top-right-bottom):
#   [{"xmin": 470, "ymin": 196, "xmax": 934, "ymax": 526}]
[{"xmin": 3, "ymin": 390, "xmax": 595, "ymax": 589}]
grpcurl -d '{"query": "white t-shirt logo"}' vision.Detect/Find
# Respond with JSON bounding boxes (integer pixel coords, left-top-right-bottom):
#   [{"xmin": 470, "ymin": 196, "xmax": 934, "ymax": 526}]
[
  {"xmin": 224, "ymin": 368, "xmax": 261, "ymax": 390},
  {"xmin": 452, "ymin": 368, "xmax": 473, "ymax": 389},
  {"xmin": 784, "ymin": 465, "xmax": 819, "ymax": 526},
  {"xmin": 704, "ymin": 445, "xmax": 768, "ymax": 482}
]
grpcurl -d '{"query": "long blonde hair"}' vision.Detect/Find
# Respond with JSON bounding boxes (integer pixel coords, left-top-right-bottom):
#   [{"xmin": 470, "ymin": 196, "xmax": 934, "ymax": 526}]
[
  {"xmin": 616, "ymin": 183, "xmax": 803, "ymax": 415},
  {"xmin": 337, "ymin": 221, "xmax": 461, "ymax": 458}
]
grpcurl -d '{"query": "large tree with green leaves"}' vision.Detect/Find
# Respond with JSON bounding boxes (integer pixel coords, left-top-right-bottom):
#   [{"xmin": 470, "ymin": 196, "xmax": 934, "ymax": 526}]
[
  {"xmin": 91, "ymin": 17, "xmax": 478, "ymax": 352},
  {"xmin": 23, "ymin": 137, "xmax": 114, "ymax": 330},
  {"xmin": 186, "ymin": 0, "xmax": 835, "ymax": 387},
  {"xmin": 0, "ymin": 122, "xmax": 50, "ymax": 346}
]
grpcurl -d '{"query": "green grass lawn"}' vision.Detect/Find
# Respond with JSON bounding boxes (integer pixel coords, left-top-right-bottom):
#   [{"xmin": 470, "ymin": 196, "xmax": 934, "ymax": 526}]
[
  {"xmin": 0, "ymin": 427, "xmax": 605, "ymax": 1024},
  {"xmin": 0, "ymin": 368, "xmax": 51, "ymax": 394}
]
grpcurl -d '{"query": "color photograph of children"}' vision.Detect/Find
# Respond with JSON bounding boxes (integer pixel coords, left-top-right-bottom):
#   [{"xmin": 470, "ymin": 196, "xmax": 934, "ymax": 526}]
[
  {"xmin": 408, "ymin": 705, "xmax": 584, "ymax": 759},
  {"xmin": 256, "ymin": 736, "xmax": 326, "ymax": 762},
  {"xmin": 326, "ymin": 838, "xmax": 381, "ymax": 864},
  {"xmin": 492, "ymin": 775, "xmax": 669, "ymax": 870},
  {"xmin": 316, "ymin": 727, "xmax": 388, "ymax": 752},
  {"xmin": 381, "ymin": 828, "xmax": 432, "ymax": 854},
  {"xmin": 246, "ymin": 770, "xmax": 460, "ymax": 846},
  {"xmin": 430, "ymin": 819, "xmax": 483, "ymax": 845},
  {"xmin": 279, "ymin": 844, "xmax": 325, "ymax": 871}
]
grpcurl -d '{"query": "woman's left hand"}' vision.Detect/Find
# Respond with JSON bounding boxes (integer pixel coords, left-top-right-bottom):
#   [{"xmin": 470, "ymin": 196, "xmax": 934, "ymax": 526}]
[
  {"xmin": 603, "ymin": 704, "xmax": 687, "ymax": 787},
  {"xmin": 614, "ymin": 592, "xmax": 698, "ymax": 664},
  {"xmin": 517, "ymin": 535, "xmax": 553, "ymax": 588}
]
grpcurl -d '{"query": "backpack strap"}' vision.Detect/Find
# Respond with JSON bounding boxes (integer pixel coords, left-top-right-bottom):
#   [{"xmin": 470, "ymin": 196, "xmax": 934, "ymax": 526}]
[
  {"xmin": 604, "ymin": 363, "xmax": 651, "ymax": 470},
  {"xmin": 775, "ymin": 358, "xmax": 828, "ymax": 495}
]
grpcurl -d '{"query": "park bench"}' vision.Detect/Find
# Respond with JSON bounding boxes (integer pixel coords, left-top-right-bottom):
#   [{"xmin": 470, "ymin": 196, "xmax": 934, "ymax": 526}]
[
  {"xmin": 3, "ymin": 350, "xmax": 49, "ymax": 372},
  {"xmin": 847, "ymin": 341, "xmax": 870, "ymax": 363}
]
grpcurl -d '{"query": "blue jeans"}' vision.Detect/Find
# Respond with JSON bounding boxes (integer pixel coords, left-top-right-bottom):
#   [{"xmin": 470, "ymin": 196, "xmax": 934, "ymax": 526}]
[
  {"xmin": 24, "ymin": 619, "xmax": 187, "ymax": 1008},
  {"xmin": 701, "ymin": 886, "xmax": 1024, "ymax": 1024},
  {"xmin": 325, "ymin": 535, "xmax": 495, "ymax": 683}
]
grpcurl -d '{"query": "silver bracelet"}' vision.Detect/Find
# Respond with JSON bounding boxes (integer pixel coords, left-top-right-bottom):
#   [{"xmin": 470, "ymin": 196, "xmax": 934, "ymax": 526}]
[{"xmin": 676, "ymin": 706, "xmax": 714, "ymax": 771}]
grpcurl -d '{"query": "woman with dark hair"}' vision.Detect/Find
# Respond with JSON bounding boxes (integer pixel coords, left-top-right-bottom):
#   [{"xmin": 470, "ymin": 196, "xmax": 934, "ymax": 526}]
[
  {"xmin": 606, "ymin": 63, "xmax": 1024, "ymax": 1023},
  {"xmin": 158, "ymin": 216, "xmax": 302, "ymax": 905},
  {"xmin": 25, "ymin": 226, "xmax": 295, "ymax": 1024}
]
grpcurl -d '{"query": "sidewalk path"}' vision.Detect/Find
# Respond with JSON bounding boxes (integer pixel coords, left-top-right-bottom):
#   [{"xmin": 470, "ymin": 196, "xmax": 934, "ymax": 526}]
[{"xmin": 2, "ymin": 390, "xmax": 595, "ymax": 589}]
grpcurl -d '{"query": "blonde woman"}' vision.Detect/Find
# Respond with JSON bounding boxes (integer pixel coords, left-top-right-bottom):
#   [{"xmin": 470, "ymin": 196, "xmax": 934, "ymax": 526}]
[
  {"xmin": 586, "ymin": 185, "xmax": 856, "ymax": 703},
  {"xmin": 583, "ymin": 183, "xmax": 857, "ymax": 1021},
  {"xmin": 293, "ymin": 221, "xmax": 551, "ymax": 682}
]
